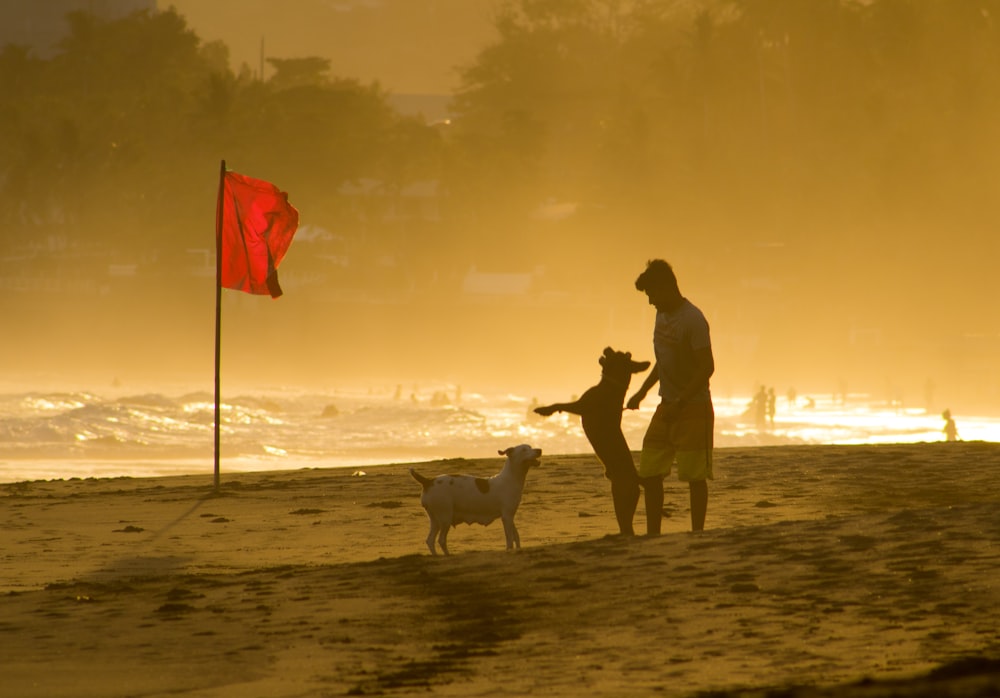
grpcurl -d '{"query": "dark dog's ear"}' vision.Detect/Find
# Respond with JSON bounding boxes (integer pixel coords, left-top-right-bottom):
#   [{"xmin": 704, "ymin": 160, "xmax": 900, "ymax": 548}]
[{"xmin": 631, "ymin": 360, "xmax": 651, "ymax": 373}]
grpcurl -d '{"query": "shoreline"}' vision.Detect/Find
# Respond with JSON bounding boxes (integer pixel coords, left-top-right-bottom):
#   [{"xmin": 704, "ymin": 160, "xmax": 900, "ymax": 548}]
[
  {"xmin": 0, "ymin": 435, "xmax": 987, "ymax": 486},
  {"xmin": 3, "ymin": 442, "xmax": 999, "ymax": 696}
]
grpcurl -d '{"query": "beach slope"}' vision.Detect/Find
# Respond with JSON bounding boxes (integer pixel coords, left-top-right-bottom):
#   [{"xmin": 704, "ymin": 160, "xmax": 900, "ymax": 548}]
[{"xmin": 2, "ymin": 442, "xmax": 999, "ymax": 697}]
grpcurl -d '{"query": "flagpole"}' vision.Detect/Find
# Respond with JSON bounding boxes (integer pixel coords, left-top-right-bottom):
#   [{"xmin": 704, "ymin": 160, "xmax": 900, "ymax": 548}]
[{"xmin": 214, "ymin": 159, "xmax": 226, "ymax": 492}]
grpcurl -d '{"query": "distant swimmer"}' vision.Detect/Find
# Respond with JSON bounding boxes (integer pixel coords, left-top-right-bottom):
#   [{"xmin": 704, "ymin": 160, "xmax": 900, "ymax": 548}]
[
  {"xmin": 755, "ymin": 386, "xmax": 768, "ymax": 429},
  {"xmin": 942, "ymin": 409, "xmax": 959, "ymax": 441},
  {"xmin": 527, "ymin": 397, "xmax": 541, "ymax": 421}
]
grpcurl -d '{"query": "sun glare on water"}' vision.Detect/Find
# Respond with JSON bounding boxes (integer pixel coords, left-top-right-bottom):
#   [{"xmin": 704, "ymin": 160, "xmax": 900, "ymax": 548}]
[{"xmin": 714, "ymin": 395, "xmax": 1000, "ymax": 445}]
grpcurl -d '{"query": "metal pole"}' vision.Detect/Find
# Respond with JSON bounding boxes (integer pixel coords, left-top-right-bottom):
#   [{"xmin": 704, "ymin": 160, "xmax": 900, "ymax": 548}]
[{"xmin": 214, "ymin": 159, "xmax": 226, "ymax": 492}]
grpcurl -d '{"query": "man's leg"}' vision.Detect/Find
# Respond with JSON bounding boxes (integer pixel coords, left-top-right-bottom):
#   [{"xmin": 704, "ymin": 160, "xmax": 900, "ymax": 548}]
[
  {"xmin": 676, "ymin": 403, "xmax": 713, "ymax": 532},
  {"xmin": 638, "ymin": 403, "xmax": 673, "ymax": 537},
  {"xmin": 641, "ymin": 476, "xmax": 664, "ymax": 535},
  {"xmin": 689, "ymin": 479, "xmax": 707, "ymax": 531}
]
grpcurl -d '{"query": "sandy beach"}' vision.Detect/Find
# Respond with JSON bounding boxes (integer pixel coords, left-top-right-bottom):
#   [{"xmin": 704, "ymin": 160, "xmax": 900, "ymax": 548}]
[{"xmin": 2, "ymin": 441, "xmax": 1000, "ymax": 697}]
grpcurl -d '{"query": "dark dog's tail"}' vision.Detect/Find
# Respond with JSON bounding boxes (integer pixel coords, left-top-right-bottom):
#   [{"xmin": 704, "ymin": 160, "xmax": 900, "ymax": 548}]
[{"xmin": 410, "ymin": 468, "xmax": 435, "ymax": 490}]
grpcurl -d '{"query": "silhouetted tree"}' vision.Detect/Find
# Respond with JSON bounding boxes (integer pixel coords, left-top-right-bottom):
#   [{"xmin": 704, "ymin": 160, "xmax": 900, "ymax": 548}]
[{"xmin": 266, "ymin": 56, "xmax": 332, "ymax": 89}]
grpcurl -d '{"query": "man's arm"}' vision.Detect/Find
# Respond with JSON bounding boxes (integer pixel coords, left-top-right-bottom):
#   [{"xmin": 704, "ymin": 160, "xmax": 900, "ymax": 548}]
[
  {"xmin": 674, "ymin": 346, "xmax": 714, "ymax": 407},
  {"xmin": 626, "ymin": 347, "xmax": 715, "ymax": 412},
  {"xmin": 626, "ymin": 363, "xmax": 659, "ymax": 410}
]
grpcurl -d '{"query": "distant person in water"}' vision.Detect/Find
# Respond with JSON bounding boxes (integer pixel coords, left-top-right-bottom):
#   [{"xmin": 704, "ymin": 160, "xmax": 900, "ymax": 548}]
[
  {"xmin": 787, "ymin": 387, "xmax": 797, "ymax": 407},
  {"xmin": 747, "ymin": 386, "xmax": 767, "ymax": 429},
  {"xmin": 627, "ymin": 259, "xmax": 715, "ymax": 534},
  {"xmin": 942, "ymin": 409, "xmax": 959, "ymax": 441}
]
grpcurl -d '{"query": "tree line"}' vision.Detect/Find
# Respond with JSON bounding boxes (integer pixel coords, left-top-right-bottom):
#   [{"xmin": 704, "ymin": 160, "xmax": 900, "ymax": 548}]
[{"xmin": 1, "ymin": 1, "xmax": 998, "ymax": 298}]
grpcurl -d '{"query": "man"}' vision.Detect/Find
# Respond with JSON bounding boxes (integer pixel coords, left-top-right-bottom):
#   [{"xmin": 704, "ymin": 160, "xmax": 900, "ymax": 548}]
[{"xmin": 627, "ymin": 259, "xmax": 715, "ymax": 534}]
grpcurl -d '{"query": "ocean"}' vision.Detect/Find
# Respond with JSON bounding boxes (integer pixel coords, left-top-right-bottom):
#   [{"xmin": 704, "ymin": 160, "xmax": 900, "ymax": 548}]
[{"xmin": 1, "ymin": 385, "xmax": 997, "ymax": 484}]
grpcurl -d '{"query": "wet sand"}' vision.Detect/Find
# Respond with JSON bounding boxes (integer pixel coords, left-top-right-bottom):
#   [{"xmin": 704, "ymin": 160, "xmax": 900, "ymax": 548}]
[{"xmin": 2, "ymin": 442, "xmax": 999, "ymax": 697}]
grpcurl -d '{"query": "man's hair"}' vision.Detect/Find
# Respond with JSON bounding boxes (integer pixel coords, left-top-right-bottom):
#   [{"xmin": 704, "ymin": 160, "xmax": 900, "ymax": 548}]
[{"xmin": 635, "ymin": 259, "xmax": 679, "ymax": 293}]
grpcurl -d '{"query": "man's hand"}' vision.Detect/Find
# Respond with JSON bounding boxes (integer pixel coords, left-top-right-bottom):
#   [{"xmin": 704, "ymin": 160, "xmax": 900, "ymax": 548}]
[
  {"xmin": 629, "ymin": 362, "xmax": 659, "ymax": 410},
  {"xmin": 626, "ymin": 392, "xmax": 645, "ymax": 410}
]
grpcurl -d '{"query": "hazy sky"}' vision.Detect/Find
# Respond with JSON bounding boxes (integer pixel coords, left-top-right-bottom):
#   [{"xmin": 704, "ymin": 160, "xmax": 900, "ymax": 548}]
[
  {"xmin": 160, "ymin": 0, "xmax": 497, "ymax": 93},
  {"xmin": 1, "ymin": 0, "xmax": 996, "ymax": 411}
]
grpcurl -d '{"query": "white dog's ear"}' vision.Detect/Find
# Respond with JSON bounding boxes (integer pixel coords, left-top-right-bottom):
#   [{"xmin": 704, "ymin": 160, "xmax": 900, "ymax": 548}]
[{"xmin": 499, "ymin": 448, "xmax": 510, "ymax": 456}]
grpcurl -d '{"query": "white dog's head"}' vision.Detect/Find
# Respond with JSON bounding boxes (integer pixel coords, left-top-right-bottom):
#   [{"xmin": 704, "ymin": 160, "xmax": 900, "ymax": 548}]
[{"xmin": 499, "ymin": 444, "xmax": 542, "ymax": 470}]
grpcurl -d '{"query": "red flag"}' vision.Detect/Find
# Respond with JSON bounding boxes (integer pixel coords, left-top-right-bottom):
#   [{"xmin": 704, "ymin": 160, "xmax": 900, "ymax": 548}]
[{"xmin": 217, "ymin": 170, "xmax": 299, "ymax": 298}]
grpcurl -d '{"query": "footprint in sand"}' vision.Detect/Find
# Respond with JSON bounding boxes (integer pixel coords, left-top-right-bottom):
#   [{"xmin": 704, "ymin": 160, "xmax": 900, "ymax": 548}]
[
  {"xmin": 113, "ymin": 525, "xmax": 144, "ymax": 533},
  {"xmin": 724, "ymin": 572, "xmax": 761, "ymax": 593}
]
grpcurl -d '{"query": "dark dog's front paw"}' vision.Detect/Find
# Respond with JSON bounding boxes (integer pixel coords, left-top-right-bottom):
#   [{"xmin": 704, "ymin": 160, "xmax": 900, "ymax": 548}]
[{"xmin": 534, "ymin": 406, "xmax": 556, "ymax": 417}]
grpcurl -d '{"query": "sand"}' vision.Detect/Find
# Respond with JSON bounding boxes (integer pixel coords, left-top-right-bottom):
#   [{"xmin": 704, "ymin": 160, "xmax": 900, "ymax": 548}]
[{"xmin": 2, "ymin": 442, "xmax": 1000, "ymax": 697}]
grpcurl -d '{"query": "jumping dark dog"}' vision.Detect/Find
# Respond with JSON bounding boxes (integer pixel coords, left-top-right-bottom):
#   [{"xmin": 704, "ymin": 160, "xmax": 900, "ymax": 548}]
[{"xmin": 534, "ymin": 347, "xmax": 650, "ymax": 535}]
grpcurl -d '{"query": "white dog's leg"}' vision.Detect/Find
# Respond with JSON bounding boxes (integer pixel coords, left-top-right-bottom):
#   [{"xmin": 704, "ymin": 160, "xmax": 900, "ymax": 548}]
[
  {"xmin": 426, "ymin": 519, "xmax": 440, "ymax": 556},
  {"xmin": 502, "ymin": 516, "xmax": 520, "ymax": 551},
  {"xmin": 437, "ymin": 524, "xmax": 450, "ymax": 556}
]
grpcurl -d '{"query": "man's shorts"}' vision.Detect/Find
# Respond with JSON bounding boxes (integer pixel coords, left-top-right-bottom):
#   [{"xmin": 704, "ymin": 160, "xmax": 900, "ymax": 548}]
[{"xmin": 638, "ymin": 400, "xmax": 714, "ymax": 481}]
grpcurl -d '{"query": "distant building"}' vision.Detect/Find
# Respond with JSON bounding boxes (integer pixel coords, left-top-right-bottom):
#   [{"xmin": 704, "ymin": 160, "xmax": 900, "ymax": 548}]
[
  {"xmin": 386, "ymin": 93, "xmax": 452, "ymax": 124},
  {"xmin": 338, "ymin": 178, "xmax": 442, "ymax": 223},
  {"xmin": 0, "ymin": 0, "xmax": 155, "ymax": 58}
]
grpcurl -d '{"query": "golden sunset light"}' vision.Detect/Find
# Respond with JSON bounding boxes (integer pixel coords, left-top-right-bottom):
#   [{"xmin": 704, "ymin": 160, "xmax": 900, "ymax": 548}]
[{"xmin": 2, "ymin": 2, "xmax": 999, "ymax": 696}]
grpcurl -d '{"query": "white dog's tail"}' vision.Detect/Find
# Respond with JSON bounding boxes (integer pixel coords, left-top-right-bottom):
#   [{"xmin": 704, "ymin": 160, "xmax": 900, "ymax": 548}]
[{"xmin": 410, "ymin": 468, "xmax": 435, "ymax": 490}]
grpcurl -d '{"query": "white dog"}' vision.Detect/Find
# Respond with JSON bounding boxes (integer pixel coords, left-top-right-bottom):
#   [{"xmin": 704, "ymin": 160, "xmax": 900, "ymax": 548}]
[{"xmin": 410, "ymin": 444, "xmax": 542, "ymax": 555}]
